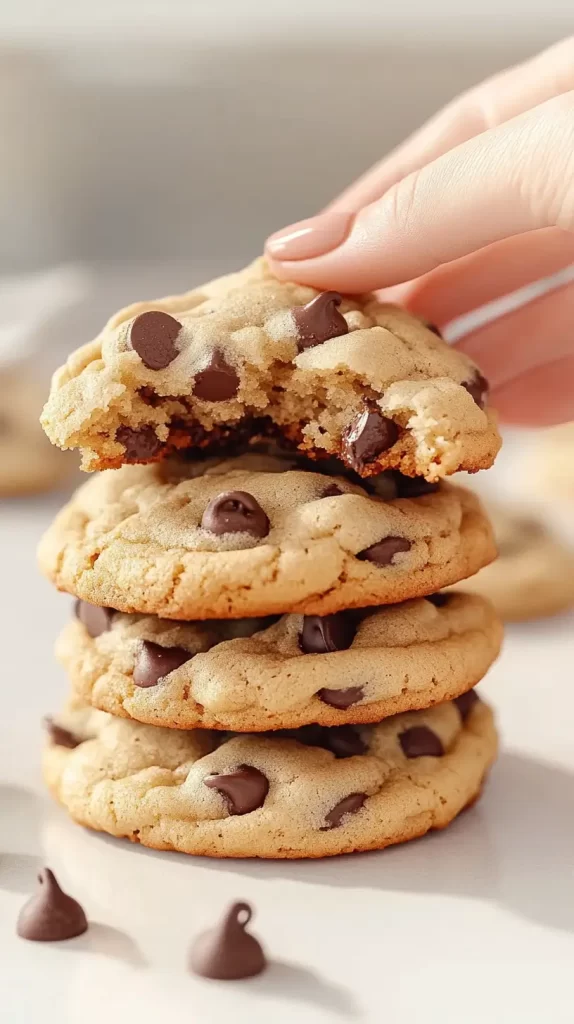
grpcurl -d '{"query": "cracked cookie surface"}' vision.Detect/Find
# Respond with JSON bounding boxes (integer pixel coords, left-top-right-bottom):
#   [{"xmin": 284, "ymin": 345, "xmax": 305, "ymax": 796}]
[
  {"xmin": 38, "ymin": 453, "xmax": 496, "ymax": 619},
  {"xmin": 41, "ymin": 258, "xmax": 500, "ymax": 480},
  {"xmin": 59, "ymin": 592, "xmax": 502, "ymax": 731},
  {"xmin": 43, "ymin": 695, "xmax": 497, "ymax": 859}
]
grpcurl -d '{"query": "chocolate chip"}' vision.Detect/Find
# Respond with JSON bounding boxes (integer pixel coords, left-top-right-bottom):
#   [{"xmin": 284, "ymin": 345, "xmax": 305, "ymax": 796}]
[
  {"xmin": 342, "ymin": 405, "xmax": 399, "ymax": 472},
  {"xmin": 74, "ymin": 600, "xmax": 114, "ymax": 639},
  {"xmin": 17, "ymin": 868, "xmax": 88, "ymax": 941},
  {"xmin": 292, "ymin": 292, "xmax": 349, "ymax": 352},
  {"xmin": 325, "ymin": 726, "xmax": 367, "ymax": 759},
  {"xmin": 116, "ymin": 425, "xmax": 162, "ymax": 462},
  {"xmin": 357, "ymin": 536, "xmax": 411, "ymax": 565},
  {"xmin": 299, "ymin": 612, "xmax": 357, "ymax": 654},
  {"xmin": 399, "ymin": 725, "xmax": 444, "ymax": 758},
  {"xmin": 317, "ymin": 686, "xmax": 364, "ymax": 709},
  {"xmin": 201, "ymin": 490, "xmax": 269, "ymax": 538},
  {"xmin": 454, "ymin": 689, "xmax": 479, "ymax": 721},
  {"xmin": 189, "ymin": 901, "xmax": 266, "ymax": 980},
  {"xmin": 426, "ymin": 323, "xmax": 443, "ymax": 337},
  {"xmin": 204, "ymin": 765, "xmax": 269, "ymax": 815},
  {"xmin": 133, "ymin": 640, "xmax": 193, "ymax": 688},
  {"xmin": 321, "ymin": 482, "xmax": 344, "ymax": 498},
  {"xmin": 425, "ymin": 593, "xmax": 450, "ymax": 608},
  {"xmin": 462, "ymin": 372, "xmax": 489, "ymax": 409},
  {"xmin": 129, "ymin": 310, "xmax": 182, "ymax": 370},
  {"xmin": 321, "ymin": 792, "xmax": 366, "ymax": 830},
  {"xmin": 192, "ymin": 350, "xmax": 240, "ymax": 402},
  {"xmin": 394, "ymin": 473, "xmax": 440, "ymax": 498},
  {"xmin": 43, "ymin": 716, "xmax": 81, "ymax": 749}
]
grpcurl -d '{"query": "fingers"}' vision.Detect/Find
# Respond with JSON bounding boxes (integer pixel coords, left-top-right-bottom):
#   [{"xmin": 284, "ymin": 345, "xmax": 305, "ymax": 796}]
[
  {"xmin": 378, "ymin": 228, "xmax": 574, "ymax": 326},
  {"xmin": 327, "ymin": 36, "xmax": 574, "ymax": 215},
  {"xmin": 492, "ymin": 356, "xmax": 574, "ymax": 426},
  {"xmin": 453, "ymin": 278, "xmax": 574, "ymax": 425},
  {"xmin": 267, "ymin": 93, "xmax": 574, "ymax": 293}
]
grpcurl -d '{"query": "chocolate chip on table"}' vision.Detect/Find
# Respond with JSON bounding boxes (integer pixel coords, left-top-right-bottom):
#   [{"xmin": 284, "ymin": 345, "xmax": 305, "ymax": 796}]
[
  {"xmin": 189, "ymin": 901, "xmax": 267, "ymax": 980},
  {"xmin": 321, "ymin": 792, "xmax": 366, "ymax": 830},
  {"xmin": 357, "ymin": 536, "xmax": 411, "ymax": 565},
  {"xmin": 201, "ymin": 490, "xmax": 270, "ymax": 537},
  {"xmin": 204, "ymin": 765, "xmax": 269, "ymax": 815},
  {"xmin": 425, "ymin": 593, "xmax": 451, "ymax": 608},
  {"xmin": 462, "ymin": 372, "xmax": 489, "ymax": 409},
  {"xmin": 74, "ymin": 599, "xmax": 114, "ymax": 639},
  {"xmin": 116, "ymin": 424, "xmax": 162, "ymax": 461},
  {"xmin": 342, "ymin": 405, "xmax": 399, "ymax": 473},
  {"xmin": 43, "ymin": 716, "xmax": 81, "ymax": 749},
  {"xmin": 299, "ymin": 612, "xmax": 357, "ymax": 654},
  {"xmin": 454, "ymin": 689, "xmax": 480, "ymax": 721},
  {"xmin": 129, "ymin": 310, "xmax": 182, "ymax": 370},
  {"xmin": 133, "ymin": 640, "xmax": 193, "ymax": 688},
  {"xmin": 292, "ymin": 291, "xmax": 349, "ymax": 352},
  {"xmin": 192, "ymin": 350, "xmax": 240, "ymax": 402},
  {"xmin": 399, "ymin": 725, "xmax": 444, "ymax": 758},
  {"xmin": 17, "ymin": 868, "xmax": 88, "ymax": 942},
  {"xmin": 394, "ymin": 473, "xmax": 440, "ymax": 498},
  {"xmin": 317, "ymin": 686, "xmax": 364, "ymax": 709}
]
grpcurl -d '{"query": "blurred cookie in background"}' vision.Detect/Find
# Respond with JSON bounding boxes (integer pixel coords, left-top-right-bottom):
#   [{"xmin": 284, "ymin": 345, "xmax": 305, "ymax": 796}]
[
  {"xmin": 527, "ymin": 422, "xmax": 574, "ymax": 501},
  {"xmin": 450, "ymin": 503, "xmax": 574, "ymax": 622},
  {"xmin": 0, "ymin": 369, "xmax": 75, "ymax": 496}
]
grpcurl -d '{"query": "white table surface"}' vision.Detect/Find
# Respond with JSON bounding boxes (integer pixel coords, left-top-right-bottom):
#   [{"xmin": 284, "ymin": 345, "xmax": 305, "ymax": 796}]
[{"xmin": 2, "ymin": 447, "xmax": 574, "ymax": 1024}]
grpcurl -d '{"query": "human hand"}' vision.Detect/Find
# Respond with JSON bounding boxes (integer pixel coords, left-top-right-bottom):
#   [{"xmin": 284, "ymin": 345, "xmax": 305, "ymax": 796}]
[{"xmin": 266, "ymin": 38, "xmax": 574, "ymax": 426}]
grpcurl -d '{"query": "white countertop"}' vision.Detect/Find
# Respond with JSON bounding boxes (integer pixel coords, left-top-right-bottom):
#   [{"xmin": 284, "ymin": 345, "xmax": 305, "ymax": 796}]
[{"xmin": 2, "ymin": 460, "xmax": 574, "ymax": 1023}]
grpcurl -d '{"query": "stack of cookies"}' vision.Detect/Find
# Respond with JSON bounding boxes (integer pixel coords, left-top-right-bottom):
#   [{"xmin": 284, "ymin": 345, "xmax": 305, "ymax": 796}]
[{"xmin": 38, "ymin": 258, "xmax": 502, "ymax": 859}]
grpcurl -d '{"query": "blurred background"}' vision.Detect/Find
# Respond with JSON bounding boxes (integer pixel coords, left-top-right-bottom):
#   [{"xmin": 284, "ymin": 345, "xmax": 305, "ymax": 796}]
[{"xmin": 0, "ymin": 0, "xmax": 572, "ymax": 508}]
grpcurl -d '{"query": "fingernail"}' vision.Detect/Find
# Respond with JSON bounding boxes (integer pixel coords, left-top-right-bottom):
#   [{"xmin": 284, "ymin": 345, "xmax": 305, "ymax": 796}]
[{"xmin": 266, "ymin": 213, "xmax": 353, "ymax": 261}]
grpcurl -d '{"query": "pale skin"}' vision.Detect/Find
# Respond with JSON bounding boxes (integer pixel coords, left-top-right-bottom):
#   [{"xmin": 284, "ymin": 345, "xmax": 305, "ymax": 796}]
[{"xmin": 266, "ymin": 38, "xmax": 574, "ymax": 426}]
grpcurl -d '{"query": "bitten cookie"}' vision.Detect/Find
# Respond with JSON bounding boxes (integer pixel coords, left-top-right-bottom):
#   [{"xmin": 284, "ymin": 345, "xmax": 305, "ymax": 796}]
[
  {"xmin": 0, "ymin": 370, "xmax": 74, "ymax": 496},
  {"xmin": 38, "ymin": 453, "xmax": 496, "ymax": 619},
  {"xmin": 59, "ymin": 592, "xmax": 502, "ymax": 731},
  {"xmin": 451, "ymin": 504, "xmax": 574, "ymax": 621},
  {"xmin": 41, "ymin": 258, "xmax": 500, "ymax": 480},
  {"xmin": 43, "ymin": 694, "xmax": 497, "ymax": 859}
]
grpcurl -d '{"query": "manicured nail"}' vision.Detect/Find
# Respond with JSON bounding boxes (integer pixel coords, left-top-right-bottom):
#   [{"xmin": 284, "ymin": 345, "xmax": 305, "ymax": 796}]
[{"xmin": 266, "ymin": 213, "xmax": 353, "ymax": 261}]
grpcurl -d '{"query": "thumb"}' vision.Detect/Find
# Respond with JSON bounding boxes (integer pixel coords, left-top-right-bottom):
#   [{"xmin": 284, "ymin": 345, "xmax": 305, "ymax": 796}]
[{"xmin": 266, "ymin": 93, "xmax": 574, "ymax": 293}]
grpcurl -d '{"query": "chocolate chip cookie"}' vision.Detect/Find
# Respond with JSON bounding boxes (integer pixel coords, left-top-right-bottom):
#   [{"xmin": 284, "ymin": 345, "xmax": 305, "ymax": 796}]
[
  {"xmin": 43, "ymin": 694, "xmax": 496, "ymax": 859},
  {"xmin": 59, "ymin": 593, "xmax": 502, "ymax": 731},
  {"xmin": 451, "ymin": 503, "xmax": 574, "ymax": 621},
  {"xmin": 41, "ymin": 258, "xmax": 500, "ymax": 480},
  {"xmin": 37, "ymin": 453, "xmax": 496, "ymax": 619}
]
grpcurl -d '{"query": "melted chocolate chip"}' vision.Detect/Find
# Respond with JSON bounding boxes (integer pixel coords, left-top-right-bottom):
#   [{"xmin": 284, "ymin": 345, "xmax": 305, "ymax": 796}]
[
  {"xmin": 399, "ymin": 725, "xmax": 444, "ymax": 758},
  {"xmin": 129, "ymin": 310, "xmax": 182, "ymax": 370},
  {"xmin": 43, "ymin": 717, "xmax": 81, "ymax": 750},
  {"xmin": 189, "ymin": 902, "xmax": 267, "ymax": 980},
  {"xmin": 74, "ymin": 600, "xmax": 114, "ymax": 639},
  {"xmin": 462, "ymin": 372, "xmax": 489, "ymax": 409},
  {"xmin": 17, "ymin": 868, "xmax": 88, "ymax": 941},
  {"xmin": 192, "ymin": 351, "xmax": 240, "ymax": 402},
  {"xmin": 357, "ymin": 536, "xmax": 411, "ymax": 565},
  {"xmin": 299, "ymin": 612, "xmax": 357, "ymax": 655},
  {"xmin": 321, "ymin": 482, "xmax": 344, "ymax": 498},
  {"xmin": 204, "ymin": 765, "xmax": 269, "ymax": 815},
  {"xmin": 292, "ymin": 292, "xmax": 349, "ymax": 351},
  {"xmin": 201, "ymin": 490, "xmax": 269, "ymax": 538},
  {"xmin": 317, "ymin": 686, "xmax": 364, "ymax": 710},
  {"xmin": 321, "ymin": 792, "xmax": 366, "ymax": 830},
  {"xmin": 394, "ymin": 473, "xmax": 440, "ymax": 498},
  {"xmin": 425, "ymin": 593, "xmax": 450, "ymax": 608},
  {"xmin": 116, "ymin": 425, "xmax": 162, "ymax": 462},
  {"xmin": 133, "ymin": 640, "xmax": 193, "ymax": 688},
  {"xmin": 342, "ymin": 405, "xmax": 399, "ymax": 473},
  {"xmin": 454, "ymin": 689, "xmax": 479, "ymax": 721}
]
